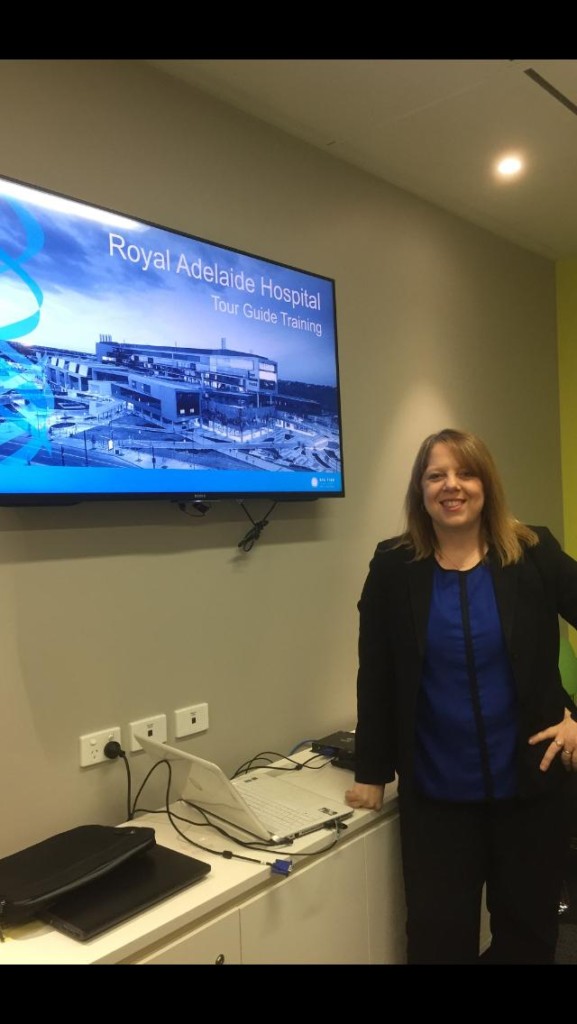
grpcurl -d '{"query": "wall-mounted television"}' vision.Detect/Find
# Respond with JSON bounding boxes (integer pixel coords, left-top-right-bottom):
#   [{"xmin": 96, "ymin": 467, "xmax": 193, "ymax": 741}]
[{"xmin": 0, "ymin": 174, "xmax": 344, "ymax": 506}]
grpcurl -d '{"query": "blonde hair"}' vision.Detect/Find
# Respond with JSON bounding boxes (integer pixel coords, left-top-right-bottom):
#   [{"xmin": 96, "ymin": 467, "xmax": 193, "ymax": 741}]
[{"xmin": 398, "ymin": 428, "xmax": 539, "ymax": 566}]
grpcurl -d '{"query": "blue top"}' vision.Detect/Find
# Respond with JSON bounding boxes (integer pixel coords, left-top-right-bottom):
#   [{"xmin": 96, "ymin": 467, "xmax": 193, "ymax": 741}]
[{"xmin": 413, "ymin": 562, "xmax": 518, "ymax": 801}]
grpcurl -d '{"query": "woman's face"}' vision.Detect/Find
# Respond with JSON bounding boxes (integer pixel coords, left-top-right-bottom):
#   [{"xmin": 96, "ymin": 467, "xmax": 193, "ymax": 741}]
[{"xmin": 421, "ymin": 442, "xmax": 485, "ymax": 536}]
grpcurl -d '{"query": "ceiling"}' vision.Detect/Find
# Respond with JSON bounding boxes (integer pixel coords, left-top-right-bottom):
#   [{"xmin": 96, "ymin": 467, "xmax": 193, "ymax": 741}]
[{"xmin": 145, "ymin": 58, "xmax": 577, "ymax": 262}]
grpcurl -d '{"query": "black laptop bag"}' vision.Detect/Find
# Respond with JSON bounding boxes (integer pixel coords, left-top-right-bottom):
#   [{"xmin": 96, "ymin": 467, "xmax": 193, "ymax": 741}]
[{"xmin": 0, "ymin": 824, "xmax": 156, "ymax": 938}]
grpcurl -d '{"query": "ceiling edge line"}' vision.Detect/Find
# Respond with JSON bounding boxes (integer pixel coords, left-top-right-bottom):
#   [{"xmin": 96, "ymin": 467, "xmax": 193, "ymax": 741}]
[{"xmin": 524, "ymin": 68, "xmax": 577, "ymax": 117}]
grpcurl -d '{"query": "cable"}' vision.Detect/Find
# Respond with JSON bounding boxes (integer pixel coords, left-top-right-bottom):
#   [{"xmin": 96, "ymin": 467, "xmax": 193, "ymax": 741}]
[
  {"xmin": 231, "ymin": 750, "xmax": 331, "ymax": 776},
  {"xmin": 132, "ymin": 761, "xmax": 296, "ymax": 874},
  {"xmin": 104, "ymin": 740, "xmax": 132, "ymax": 821},
  {"xmin": 237, "ymin": 500, "xmax": 277, "ymax": 551},
  {"xmin": 222, "ymin": 851, "xmax": 293, "ymax": 875},
  {"xmin": 231, "ymin": 751, "xmax": 305, "ymax": 777},
  {"xmin": 180, "ymin": 803, "xmax": 281, "ymax": 848},
  {"xmin": 299, "ymin": 752, "xmax": 334, "ymax": 769},
  {"xmin": 105, "ymin": 740, "xmax": 332, "ymax": 831},
  {"xmin": 289, "ymin": 739, "xmax": 315, "ymax": 755},
  {"xmin": 109, "ymin": 746, "xmax": 345, "ymax": 869},
  {"xmin": 136, "ymin": 802, "xmax": 345, "ymax": 861}
]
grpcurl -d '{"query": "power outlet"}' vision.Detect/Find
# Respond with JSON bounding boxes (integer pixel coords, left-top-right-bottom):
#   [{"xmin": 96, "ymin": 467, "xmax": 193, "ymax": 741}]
[
  {"xmin": 79, "ymin": 727, "xmax": 122, "ymax": 767},
  {"xmin": 129, "ymin": 713, "xmax": 167, "ymax": 752},
  {"xmin": 174, "ymin": 703, "xmax": 209, "ymax": 738}
]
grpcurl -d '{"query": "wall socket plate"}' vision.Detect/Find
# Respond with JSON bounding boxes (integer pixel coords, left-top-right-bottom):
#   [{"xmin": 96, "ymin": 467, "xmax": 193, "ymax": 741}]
[
  {"xmin": 174, "ymin": 702, "xmax": 209, "ymax": 738},
  {"xmin": 79, "ymin": 727, "xmax": 122, "ymax": 767},
  {"xmin": 129, "ymin": 713, "xmax": 167, "ymax": 752}
]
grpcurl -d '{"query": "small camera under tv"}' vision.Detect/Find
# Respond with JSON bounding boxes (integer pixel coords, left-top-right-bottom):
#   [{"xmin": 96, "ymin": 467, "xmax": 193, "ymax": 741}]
[{"xmin": 0, "ymin": 174, "xmax": 345, "ymax": 507}]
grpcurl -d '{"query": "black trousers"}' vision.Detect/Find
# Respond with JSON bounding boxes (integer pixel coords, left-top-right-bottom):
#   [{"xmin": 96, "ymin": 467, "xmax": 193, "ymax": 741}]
[{"xmin": 397, "ymin": 781, "xmax": 573, "ymax": 965}]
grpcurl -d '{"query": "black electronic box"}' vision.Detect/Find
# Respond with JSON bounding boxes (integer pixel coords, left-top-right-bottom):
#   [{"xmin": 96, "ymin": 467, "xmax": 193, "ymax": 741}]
[{"xmin": 311, "ymin": 730, "xmax": 356, "ymax": 770}]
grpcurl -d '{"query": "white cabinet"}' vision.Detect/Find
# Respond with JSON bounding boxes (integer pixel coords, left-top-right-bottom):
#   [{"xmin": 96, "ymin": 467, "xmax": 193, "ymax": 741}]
[
  {"xmin": 365, "ymin": 813, "xmax": 407, "ymax": 963},
  {"xmin": 0, "ymin": 761, "xmax": 406, "ymax": 965},
  {"xmin": 133, "ymin": 906, "xmax": 242, "ymax": 965},
  {"xmin": 240, "ymin": 832, "xmax": 370, "ymax": 964},
  {"xmin": 133, "ymin": 814, "xmax": 407, "ymax": 965}
]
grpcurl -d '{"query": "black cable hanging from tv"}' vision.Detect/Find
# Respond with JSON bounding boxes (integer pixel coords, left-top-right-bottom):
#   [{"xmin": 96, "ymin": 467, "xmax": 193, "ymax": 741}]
[{"xmin": 237, "ymin": 501, "xmax": 277, "ymax": 552}]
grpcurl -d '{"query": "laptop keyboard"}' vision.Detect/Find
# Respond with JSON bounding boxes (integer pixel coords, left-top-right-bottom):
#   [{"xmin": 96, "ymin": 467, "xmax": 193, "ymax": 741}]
[{"xmin": 241, "ymin": 789, "xmax": 325, "ymax": 836}]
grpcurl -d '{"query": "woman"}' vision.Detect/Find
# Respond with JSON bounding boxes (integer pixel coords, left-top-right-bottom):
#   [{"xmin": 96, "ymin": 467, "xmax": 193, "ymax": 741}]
[{"xmin": 345, "ymin": 428, "xmax": 577, "ymax": 964}]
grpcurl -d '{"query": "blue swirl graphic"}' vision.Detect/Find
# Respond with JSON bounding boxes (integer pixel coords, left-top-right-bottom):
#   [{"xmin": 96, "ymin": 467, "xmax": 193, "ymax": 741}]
[{"xmin": 0, "ymin": 198, "xmax": 54, "ymax": 463}]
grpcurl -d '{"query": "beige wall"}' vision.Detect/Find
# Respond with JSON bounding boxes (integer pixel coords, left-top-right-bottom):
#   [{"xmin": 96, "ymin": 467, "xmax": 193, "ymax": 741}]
[{"xmin": 0, "ymin": 60, "xmax": 561, "ymax": 856}]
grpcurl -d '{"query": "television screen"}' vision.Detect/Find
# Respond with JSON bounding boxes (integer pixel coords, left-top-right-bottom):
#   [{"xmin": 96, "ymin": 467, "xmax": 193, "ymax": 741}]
[{"xmin": 0, "ymin": 174, "xmax": 344, "ymax": 506}]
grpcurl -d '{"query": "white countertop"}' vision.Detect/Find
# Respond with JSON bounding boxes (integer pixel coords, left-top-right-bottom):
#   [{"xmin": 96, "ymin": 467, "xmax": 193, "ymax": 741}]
[{"xmin": 0, "ymin": 752, "xmax": 398, "ymax": 964}]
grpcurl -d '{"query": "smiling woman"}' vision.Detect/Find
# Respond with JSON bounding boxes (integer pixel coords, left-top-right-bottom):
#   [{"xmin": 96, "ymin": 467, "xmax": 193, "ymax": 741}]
[
  {"xmin": 345, "ymin": 427, "xmax": 577, "ymax": 965},
  {"xmin": 421, "ymin": 442, "xmax": 485, "ymax": 559}
]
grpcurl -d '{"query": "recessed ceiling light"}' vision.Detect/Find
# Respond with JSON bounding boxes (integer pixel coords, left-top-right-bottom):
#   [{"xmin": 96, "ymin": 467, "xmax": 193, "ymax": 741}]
[{"xmin": 495, "ymin": 154, "xmax": 524, "ymax": 178}]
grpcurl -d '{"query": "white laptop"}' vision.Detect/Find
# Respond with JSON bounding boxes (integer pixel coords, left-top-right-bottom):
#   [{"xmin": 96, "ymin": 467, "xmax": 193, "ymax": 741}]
[{"xmin": 136, "ymin": 734, "xmax": 354, "ymax": 845}]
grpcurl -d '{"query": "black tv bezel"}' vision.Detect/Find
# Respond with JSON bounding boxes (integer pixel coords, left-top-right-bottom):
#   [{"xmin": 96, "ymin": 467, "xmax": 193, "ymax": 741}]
[{"xmin": 0, "ymin": 174, "xmax": 345, "ymax": 508}]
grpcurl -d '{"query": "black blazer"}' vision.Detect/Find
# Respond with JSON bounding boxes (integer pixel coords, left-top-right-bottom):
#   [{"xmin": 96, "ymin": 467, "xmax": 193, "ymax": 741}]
[{"xmin": 354, "ymin": 526, "xmax": 577, "ymax": 799}]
